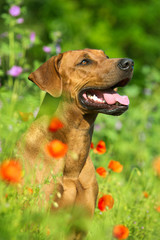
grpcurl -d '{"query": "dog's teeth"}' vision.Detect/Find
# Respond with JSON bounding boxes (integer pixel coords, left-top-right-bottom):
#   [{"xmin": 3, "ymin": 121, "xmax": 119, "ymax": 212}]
[
  {"xmin": 87, "ymin": 93, "xmax": 105, "ymax": 104},
  {"xmin": 93, "ymin": 94, "xmax": 98, "ymax": 101},
  {"xmin": 88, "ymin": 94, "xmax": 93, "ymax": 99},
  {"xmin": 87, "ymin": 94, "xmax": 105, "ymax": 103}
]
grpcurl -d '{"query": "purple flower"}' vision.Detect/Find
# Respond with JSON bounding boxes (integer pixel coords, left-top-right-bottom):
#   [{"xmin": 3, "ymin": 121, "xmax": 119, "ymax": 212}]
[
  {"xmin": 30, "ymin": 32, "xmax": 36, "ymax": 43},
  {"xmin": 9, "ymin": 5, "xmax": 21, "ymax": 17},
  {"xmin": 0, "ymin": 32, "xmax": 8, "ymax": 38},
  {"xmin": 17, "ymin": 18, "xmax": 24, "ymax": 24},
  {"xmin": 43, "ymin": 46, "xmax": 51, "ymax": 53},
  {"xmin": 7, "ymin": 66, "xmax": 23, "ymax": 77},
  {"xmin": 16, "ymin": 34, "xmax": 22, "ymax": 39},
  {"xmin": 56, "ymin": 44, "xmax": 61, "ymax": 54},
  {"xmin": 18, "ymin": 53, "xmax": 23, "ymax": 58},
  {"xmin": 94, "ymin": 124, "xmax": 102, "ymax": 132}
]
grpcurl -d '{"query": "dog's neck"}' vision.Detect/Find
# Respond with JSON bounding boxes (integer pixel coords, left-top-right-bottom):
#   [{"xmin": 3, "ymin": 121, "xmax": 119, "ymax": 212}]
[
  {"xmin": 38, "ymin": 93, "xmax": 97, "ymax": 130},
  {"xmin": 36, "ymin": 93, "xmax": 61, "ymax": 118},
  {"xmin": 56, "ymin": 101, "xmax": 97, "ymax": 130},
  {"xmin": 39, "ymin": 93, "xmax": 97, "ymax": 178},
  {"xmin": 55, "ymin": 98, "xmax": 98, "ymax": 178}
]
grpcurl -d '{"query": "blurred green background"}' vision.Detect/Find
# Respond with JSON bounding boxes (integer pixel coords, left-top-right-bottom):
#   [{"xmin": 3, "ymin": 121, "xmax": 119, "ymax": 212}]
[{"xmin": 0, "ymin": 1, "xmax": 160, "ymax": 239}]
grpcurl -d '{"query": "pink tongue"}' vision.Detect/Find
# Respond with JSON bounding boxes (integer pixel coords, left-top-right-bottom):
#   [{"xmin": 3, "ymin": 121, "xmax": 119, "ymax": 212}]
[{"xmin": 103, "ymin": 90, "xmax": 129, "ymax": 106}]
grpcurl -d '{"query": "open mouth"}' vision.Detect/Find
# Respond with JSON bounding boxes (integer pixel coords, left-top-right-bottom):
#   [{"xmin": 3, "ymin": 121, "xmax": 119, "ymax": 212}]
[{"xmin": 79, "ymin": 78, "xmax": 130, "ymax": 116}]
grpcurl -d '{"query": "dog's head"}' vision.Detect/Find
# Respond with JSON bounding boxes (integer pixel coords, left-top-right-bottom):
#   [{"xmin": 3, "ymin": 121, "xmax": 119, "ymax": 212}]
[{"xmin": 28, "ymin": 49, "xmax": 134, "ymax": 116}]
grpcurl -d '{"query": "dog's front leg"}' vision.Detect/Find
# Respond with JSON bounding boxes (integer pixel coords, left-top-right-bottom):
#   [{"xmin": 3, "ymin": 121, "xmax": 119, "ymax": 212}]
[
  {"xmin": 52, "ymin": 156, "xmax": 98, "ymax": 215},
  {"xmin": 75, "ymin": 156, "xmax": 98, "ymax": 215}
]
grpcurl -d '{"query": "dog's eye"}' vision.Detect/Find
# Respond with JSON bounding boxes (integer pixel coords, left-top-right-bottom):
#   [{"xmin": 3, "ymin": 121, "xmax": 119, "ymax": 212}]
[{"xmin": 80, "ymin": 59, "xmax": 90, "ymax": 65}]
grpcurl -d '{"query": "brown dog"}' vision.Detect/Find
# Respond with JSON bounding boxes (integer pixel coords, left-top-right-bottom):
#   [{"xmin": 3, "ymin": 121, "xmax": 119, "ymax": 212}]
[{"xmin": 19, "ymin": 49, "xmax": 134, "ymax": 215}]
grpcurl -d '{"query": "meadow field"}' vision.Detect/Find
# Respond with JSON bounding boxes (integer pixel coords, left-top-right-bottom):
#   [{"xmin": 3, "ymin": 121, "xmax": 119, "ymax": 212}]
[{"xmin": 0, "ymin": 0, "xmax": 160, "ymax": 239}]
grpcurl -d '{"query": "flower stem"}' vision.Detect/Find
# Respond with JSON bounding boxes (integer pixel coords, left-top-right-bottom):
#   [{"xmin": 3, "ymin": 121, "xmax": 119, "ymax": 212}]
[
  {"xmin": 8, "ymin": 21, "xmax": 15, "ymax": 87},
  {"xmin": 9, "ymin": 31, "xmax": 15, "ymax": 67}
]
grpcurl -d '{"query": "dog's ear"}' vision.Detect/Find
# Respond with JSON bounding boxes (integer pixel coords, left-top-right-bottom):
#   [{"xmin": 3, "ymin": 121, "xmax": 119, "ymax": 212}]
[{"xmin": 28, "ymin": 54, "xmax": 63, "ymax": 97}]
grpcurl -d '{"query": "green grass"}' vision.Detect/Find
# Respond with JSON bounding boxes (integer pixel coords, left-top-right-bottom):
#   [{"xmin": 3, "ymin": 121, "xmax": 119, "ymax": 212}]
[{"xmin": 0, "ymin": 80, "xmax": 160, "ymax": 240}]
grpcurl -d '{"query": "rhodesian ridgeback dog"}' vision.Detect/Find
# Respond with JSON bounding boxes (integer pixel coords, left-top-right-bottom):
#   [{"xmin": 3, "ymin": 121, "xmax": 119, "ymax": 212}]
[{"xmin": 19, "ymin": 49, "xmax": 134, "ymax": 215}]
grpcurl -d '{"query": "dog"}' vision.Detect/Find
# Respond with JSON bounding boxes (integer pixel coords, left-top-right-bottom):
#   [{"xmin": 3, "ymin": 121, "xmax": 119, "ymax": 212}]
[{"xmin": 19, "ymin": 49, "xmax": 134, "ymax": 215}]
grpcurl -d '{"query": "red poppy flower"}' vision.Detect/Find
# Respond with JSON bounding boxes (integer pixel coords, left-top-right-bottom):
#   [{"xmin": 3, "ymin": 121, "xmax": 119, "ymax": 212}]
[
  {"xmin": 156, "ymin": 206, "xmax": 160, "ymax": 212},
  {"xmin": 113, "ymin": 225, "xmax": 129, "ymax": 239},
  {"xmin": 108, "ymin": 160, "xmax": 123, "ymax": 173},
  {"xmin": 27, "ymin": 187, "xmax": 33, "ymax": 194},
  {"xmin": 96, "ymin": 167, "xmax": 107, "ymax": 177},
  {"xmin": 0, "ymin": 160, "xmax": 22, "ymax": 183},
  {"xmin": 46, "ymin": 228, "xmax": 50, "ymax": 236},
  {"xmin": 153, "ymin": 156, "xmax": 160, "ymax": 176},
  {"xmin": 94, "ymin": 140, "xmax": 106, "ymax": 154},
  {"xmin": 90, "ymin": 142, "xmax": 94, "ymax": 149},
  {"xmin": 98, "ymin": 194, "xmax": 114, "ymax": 211},
  {"xmin": 46, "ymin": 140, "xmax": 68, "ymax": 158},
  {"xmin": 48, "ymin": 117, "xmax": 64, "ymax": 132},
  {"xmin": 143, "ymin": 191, "xmax": 149, "ymax": 198}
]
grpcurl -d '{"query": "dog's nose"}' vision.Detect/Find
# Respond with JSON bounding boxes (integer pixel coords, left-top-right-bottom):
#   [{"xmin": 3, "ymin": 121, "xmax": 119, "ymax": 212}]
[{"xmin": 118, "ymin": 58, "xmax": 134, "ymax": 71}]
